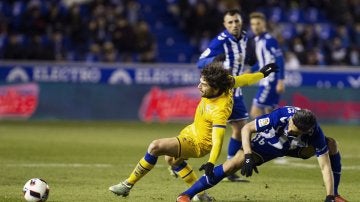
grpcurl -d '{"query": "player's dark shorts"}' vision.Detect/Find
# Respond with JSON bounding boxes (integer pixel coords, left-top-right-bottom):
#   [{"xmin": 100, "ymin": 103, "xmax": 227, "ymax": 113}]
[
  {"xmin": 228, "ymin": 96, "xmax": 249, "ymax": 122},
  {"xmin": 253, "ymin": 84, "xmax": 280, "ymax": 108},
  {"xmin": 250, "ymin": 134, "xmax": 286, "ymax": 165}
]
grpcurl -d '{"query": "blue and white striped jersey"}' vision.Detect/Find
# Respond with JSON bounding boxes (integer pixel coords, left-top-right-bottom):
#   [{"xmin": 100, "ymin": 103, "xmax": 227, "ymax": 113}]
[
  {"xmin": 252, "ymin": 32, "xmax": 285, "ymax": 87},
  {"xmin": 255, "ymin": 106, "xmax": 328, "ymax": 157},
  {"xmin": 197, "ymin": 30, "xmax": 247, "ymax": 97}
]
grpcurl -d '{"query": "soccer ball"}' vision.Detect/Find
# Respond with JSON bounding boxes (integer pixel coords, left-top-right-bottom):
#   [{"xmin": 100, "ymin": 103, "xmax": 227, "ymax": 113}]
[{"xmin": 22, "ymin": 178, "xmax": 50, "ymax": 202}]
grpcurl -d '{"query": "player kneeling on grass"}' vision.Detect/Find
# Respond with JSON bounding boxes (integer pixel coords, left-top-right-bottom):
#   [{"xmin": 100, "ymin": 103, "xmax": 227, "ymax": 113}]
[
  {"xmin": 177, "ymin": 106, "xmax": 347, "ymax": 202},
  {"xmin": 109, "ymin": 62, "xmax": 277, "ymax": 201}
]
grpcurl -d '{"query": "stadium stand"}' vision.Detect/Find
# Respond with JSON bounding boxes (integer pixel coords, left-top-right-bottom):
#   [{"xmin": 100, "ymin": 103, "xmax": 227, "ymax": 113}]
[{"xmin": 0, "ymin": 0, "xmax": 359, "ymax": 66}]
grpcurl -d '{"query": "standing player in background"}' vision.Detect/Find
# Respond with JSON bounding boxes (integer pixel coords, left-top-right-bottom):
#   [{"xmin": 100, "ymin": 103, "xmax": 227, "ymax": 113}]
[
  {"xmin": 109, "ymin": 62, "xmax": 277, "ymax": 201},
  {"xmin": 196, "ymin": 9, "xmax": 250, "ymax": 182},
  {"xmin": 248, "ymin": 12, "xmax": 285, "ymax": 118}
]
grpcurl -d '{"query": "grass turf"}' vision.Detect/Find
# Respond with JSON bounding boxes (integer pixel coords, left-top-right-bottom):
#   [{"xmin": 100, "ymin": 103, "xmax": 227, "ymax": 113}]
[{"xmin": 0, "ymin": 121, "xmax": 359, "ymax": 201}]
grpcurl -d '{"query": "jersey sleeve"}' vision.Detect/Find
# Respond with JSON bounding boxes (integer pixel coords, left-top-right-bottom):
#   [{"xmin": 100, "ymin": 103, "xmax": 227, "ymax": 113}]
[
  {"xmin": 265, "ymin": 38, "xmax": 285, "ymax": 79},
  {"xmin": 311, "ymin": 125, "xmax": 329, "ymax": 157},
  {"xmin": 197, "ymin": 35, "xmax": 226, "ymax": 69},
  {"xmin": 233, "ymin": 72, "xmax": 264, "ymax": 88},
  {"xmin": 211, "ymin": 106, "xmax": 230, "ymax": 128},
  {"xmin": 208, "ymin": 126, "xmax": 225, "ymax": 164},
  {"xmin": 207, "ymin": 100, "xmax": 231, "ymax": 164},
  {"xmin": 255, "ymin": 107, "xmax": 295, "ymax": 132}
]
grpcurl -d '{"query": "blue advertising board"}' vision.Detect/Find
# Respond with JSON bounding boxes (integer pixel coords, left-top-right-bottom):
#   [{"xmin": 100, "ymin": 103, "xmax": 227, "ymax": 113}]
[{"xmin": 0, "ymin": 62, "xmax": 359, "ymax": 88}]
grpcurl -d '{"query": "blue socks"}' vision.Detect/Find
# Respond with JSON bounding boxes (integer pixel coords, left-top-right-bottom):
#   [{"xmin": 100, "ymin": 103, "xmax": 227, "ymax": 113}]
[
  {"xmin": 144, "ymin": 152, "xmax": 158, "ymax": 164},
  {"xmin": 227, "ymin": 138, "xmax": 242, "ymax": 159},
  {"xmin": 182, "ymin": 165, "xmax": 226, "ymax": 198},
  {"xmin": 330, "ymin": 152, "xmax": 341, "ymax": 195},
  {"xmin": 173, "ymin": 161, "xmax": 187, "ymax": 172}
]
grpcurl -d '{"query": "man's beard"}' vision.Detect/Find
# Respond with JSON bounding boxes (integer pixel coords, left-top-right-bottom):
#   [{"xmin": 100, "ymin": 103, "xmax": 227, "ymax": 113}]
[{"xmin": 201, "ymin": 90, "xmax": 221, "ymax": 99}]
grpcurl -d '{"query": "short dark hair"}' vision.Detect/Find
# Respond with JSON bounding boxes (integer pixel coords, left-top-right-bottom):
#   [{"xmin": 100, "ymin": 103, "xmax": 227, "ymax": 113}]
[
  {"xmin": 201, "ymin": 62, "xmax": 234, "ymax": 95},
  {"xmin": 292, "ymin": 109, "xmax": 317, "ymax": 132},
  {"xmin": 249, "ymin": 12, "xmax": 266, "ymax": 21},
  {"xmin": 223, "ymin": 9, "xmax": 241, "ymax": 19}
]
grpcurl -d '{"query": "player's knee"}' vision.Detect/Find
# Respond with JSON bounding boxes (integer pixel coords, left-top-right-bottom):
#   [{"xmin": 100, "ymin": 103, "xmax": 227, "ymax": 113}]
[
  {"xmin": 326, "ymin": 137, "xmax": 338, "ymax": 155},
  {"xmin": 148, "ymin": 139, "xmax": 163, "ymax": 155}
]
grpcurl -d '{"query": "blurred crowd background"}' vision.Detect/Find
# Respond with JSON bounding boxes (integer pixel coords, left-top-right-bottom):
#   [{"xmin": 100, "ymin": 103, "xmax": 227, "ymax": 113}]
[{"xmin": 0, "ymin": 0, "xmax": 359, "ymax": 67}]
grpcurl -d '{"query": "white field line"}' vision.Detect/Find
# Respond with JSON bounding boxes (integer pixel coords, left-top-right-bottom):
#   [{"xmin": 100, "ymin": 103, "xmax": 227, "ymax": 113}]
[{"xmin": 4, "ymin": 160, "xmax": 360, "ymax": 171}]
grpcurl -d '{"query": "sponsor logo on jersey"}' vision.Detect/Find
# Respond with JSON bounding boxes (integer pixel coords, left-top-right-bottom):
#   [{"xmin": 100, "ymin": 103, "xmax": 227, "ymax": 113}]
[{"xmin": 258, "ymin": 118, "xmax": 270, "ymax": 127}]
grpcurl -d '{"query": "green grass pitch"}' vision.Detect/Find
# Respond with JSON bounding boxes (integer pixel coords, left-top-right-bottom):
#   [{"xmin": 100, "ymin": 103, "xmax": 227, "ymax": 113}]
[{"xmin": 0, "ymin": 121, "xmax": 359, "ymax": 201}]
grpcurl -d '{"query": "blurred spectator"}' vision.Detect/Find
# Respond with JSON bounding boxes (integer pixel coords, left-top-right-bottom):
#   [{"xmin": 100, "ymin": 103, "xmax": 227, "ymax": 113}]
[
  {"xmin": 291, "ymin": 37, "xmax": 306, "ymax": 63},
  {"xmin": 85, "ymin": 42, "xmax": 102, "ymax": 63},
  {"xmin": 26, "ymin": 34, "xmax": 53, "ymax": 60},
  {"xmin": 46, "ymin": 2, "xmax": 66, "ymax": 33},
  {"xmin": 1, "ymin": 0, "xmax": 157, "ymax": 63},
  {"xmin": 169, "ymin": 0, "xmax": 360, "ymax": 66},
  {"xmin": 49, "ymin": 31, "xmax": 67, "ymax": 61},
  {"xmin": 330, "ymin": 37, "xmax": 348, "ymax": 65},
  {"xmin": 112, "ymin": 18, "xmax": 136, "ymax": 60},
  {"xmin": 4, "ymin": 33, "xmax": 26, "ymax": 59},
  {"xmin": 285, "ymin": 52, "xmax": 301, "ymax": 69},
  {"xmin": 135, "ymin": 21, "xmax": 156, "ymax": 62},
  {"xmin": 65, "ymin": 3, "xmax": 87, "ymax": 53},
  {"xmin": 349, "ymin": 46, "xmax": 359, "ymax": 66},
  {"xmin": 0, "ymin": 0, "xmax": 358, "ymax": 66},
  {"xmin": 305, "ymin": 49, "xmax": 319, "ymax": 65},
  {"xmin": 355, "ymin": 23, "xmax": 360, "ymax": 46},
  {"xmin": 103, "ymin": 41, "xmax": 119, "ymax": 63}
]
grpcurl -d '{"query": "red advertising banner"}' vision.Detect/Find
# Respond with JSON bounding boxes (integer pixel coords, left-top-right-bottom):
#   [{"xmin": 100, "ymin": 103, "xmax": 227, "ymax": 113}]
[
  {"xmin": 139, "ymin": 87, "xmax": 200, "ymax": 122},
  {"xmin": 139, "ymin": 86, "xmax": 360, "ymax": 122},
  {"xmin": 0, "ymin": 83, "xmax": 39, "ymax": 119}
]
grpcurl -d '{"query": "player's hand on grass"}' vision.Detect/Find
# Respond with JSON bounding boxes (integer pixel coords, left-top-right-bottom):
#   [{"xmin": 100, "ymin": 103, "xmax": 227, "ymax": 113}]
[
  {"xmin": 241, "ymin": 153, "xmax": 259, "ymax": 177},
  {"xmin": 199, "ymin": 162, "xmax": 215, "ymax": 178},
  {"xmin": 324, "ymin": 195, "xmax": 335, "ymax": 202},
  {"xmin": 259, "ymin": 63, "xmax": 278, "ymax": 77}
]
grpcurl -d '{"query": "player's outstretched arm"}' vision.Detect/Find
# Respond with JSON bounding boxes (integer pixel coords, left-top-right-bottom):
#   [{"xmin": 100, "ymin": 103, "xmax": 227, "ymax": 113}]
[
  {"xmin": 208, "ymin": 127, "xmax": 226, "ymax": 164},
  {"xmin": 241, "ymin": 121, "xmax": 256, "ymax": 154},
  {"xmin": 317, "ymin": 153, "xmax": 335, "ymax": 201},
  {"xmin": 199, "ymin": 126, "xmax": 226, "ymax": 177},
  {"xmin": 240, "ymin": 121, "xmax": 259, "ymax": 177},
  {"xmin": 233, "ymin": 63, "xmax": 278, "ymax": 88}
]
